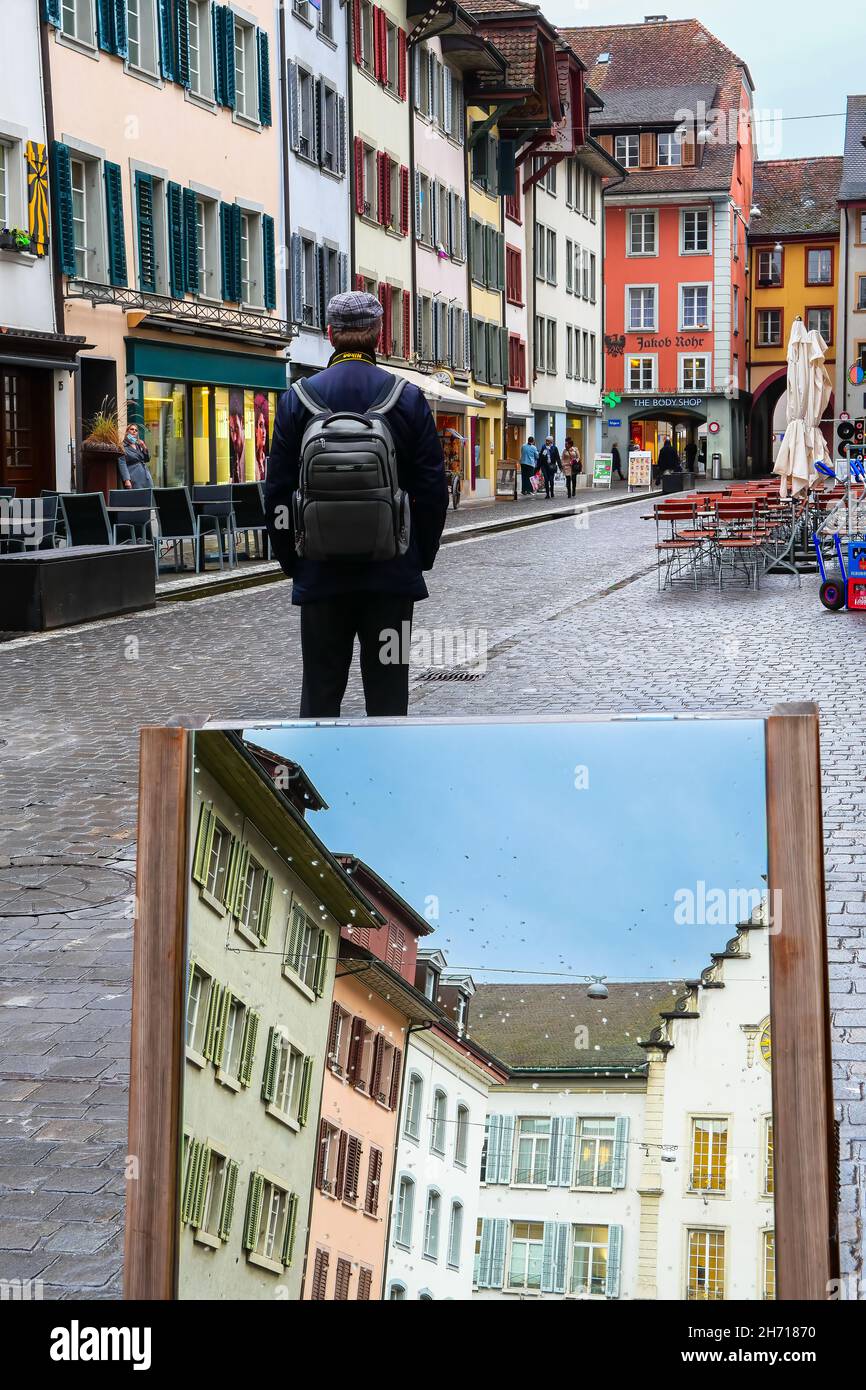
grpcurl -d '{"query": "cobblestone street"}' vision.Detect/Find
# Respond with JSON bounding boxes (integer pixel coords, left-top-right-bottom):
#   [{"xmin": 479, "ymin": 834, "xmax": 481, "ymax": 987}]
[{"xmin": 1, "ymin": 495, "xmax": 864, "ymax": 1297}]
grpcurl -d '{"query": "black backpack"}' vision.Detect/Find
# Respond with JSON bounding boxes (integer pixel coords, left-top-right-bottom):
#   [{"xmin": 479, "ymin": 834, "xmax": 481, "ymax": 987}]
[{"xmin": 291, "ymin": 375, "xmax": 411, "ymax": 563}]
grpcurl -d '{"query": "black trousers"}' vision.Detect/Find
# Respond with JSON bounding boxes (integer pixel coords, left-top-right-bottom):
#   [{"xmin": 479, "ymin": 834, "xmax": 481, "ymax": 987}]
[
  {"xmin": 542, "ymin": 465, "xmax": 556, "ymax": 498},
  {"xmin": 565, "ymin": 474, "xmax": 577, "ymax": 497},
  {"xmin": 299, "ymin": 593, "xmax": 415, "ymax": 717},
  {"xmin": 520, "ymin": 464, "xmax": 535, "ymax": 495}
]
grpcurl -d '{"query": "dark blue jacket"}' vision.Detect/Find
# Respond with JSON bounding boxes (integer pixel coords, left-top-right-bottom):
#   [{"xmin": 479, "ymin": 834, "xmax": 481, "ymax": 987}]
[{"xmin": 265, "ymin": 357, "xmax": 448, "ymax": 605}]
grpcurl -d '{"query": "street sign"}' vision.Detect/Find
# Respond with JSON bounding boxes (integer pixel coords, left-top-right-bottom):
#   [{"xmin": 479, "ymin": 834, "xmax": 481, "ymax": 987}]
[
  {"xmin": 593, "ymin": 454, "xmax": 613, "ymax": 488},
  {"xmin": 608, "ymin": 418, "xmax": 622, "ymax": 428}
]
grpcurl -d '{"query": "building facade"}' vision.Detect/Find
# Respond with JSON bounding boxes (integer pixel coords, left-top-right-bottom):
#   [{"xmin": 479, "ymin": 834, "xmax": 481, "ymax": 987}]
[
  {"xmin": 42, "ymin": 0, "xmax": 290, "ymax": 492},
  {"xmin": 564, "ymin": 18, "xmax": 755, "ymax": 479},
  {"xmin": 180, "ymin": 732, "xmax": 372, "ymax": 1299},
  {"xmin": 282, "ymin": 0, "xmax": 352, "ymax": 381},
  {"xmin": 748, "ymin": 158, "xmax": 841, "ymax": 473},
  {"xmin": 1, "ymin": 0, "xmax": 81, "ymax": 494},
  {"xmin": 837, "ymin": 95, "xmax": 866, "ymax": 427}
]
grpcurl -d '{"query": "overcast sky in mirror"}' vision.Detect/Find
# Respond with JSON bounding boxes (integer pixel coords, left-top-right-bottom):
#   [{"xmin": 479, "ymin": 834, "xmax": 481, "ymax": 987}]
[
  {"xmin": 545, "ymin": 0, "xmax": 853, "ymax": 160},
  {"xmin": 249, "ymin": 719, "xmax": 767, "ymax": 985}
]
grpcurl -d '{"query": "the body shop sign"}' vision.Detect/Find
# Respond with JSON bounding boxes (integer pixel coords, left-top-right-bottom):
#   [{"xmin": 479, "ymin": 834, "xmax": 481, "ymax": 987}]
[{"xmin": 631, "ymin": 397, "xmax": 706, "ymax": 411}]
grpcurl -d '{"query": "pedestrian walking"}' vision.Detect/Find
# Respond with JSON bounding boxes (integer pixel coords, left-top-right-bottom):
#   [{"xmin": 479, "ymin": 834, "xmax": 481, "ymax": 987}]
[
  {"xmin": 657, "ymin": 439, "xmax": 681, "ymax": 474},
  {"xmin": 519, "ymin": 436, "xmax": 539, "ymax": 495},
  {"xmin": 539, "ymin": 436, "xmax": 561, "ymax": 499},
  {"xmin": 685, "ymin": 439, "xmax": 698, "ymax": 472},
  {"xmin": 265, "ymin": 291, "xmax": 447, "ymax": 719},
  {"xmin": 118, "ymin": 424, "xmax": 154, "ymax": 489},
  {"xmin": 611, "ymin": 442, "xmax": 625, "ymax": 482},
  {"xmin": 562, "ymin": 438, "xmax": 582, "ymax": 498}
]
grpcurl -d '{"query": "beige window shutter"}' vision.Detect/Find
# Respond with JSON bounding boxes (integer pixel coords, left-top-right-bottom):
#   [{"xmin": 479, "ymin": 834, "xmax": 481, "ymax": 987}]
[
  {"xmin": 681, "ymin": 129, "xmax": 696, "ymax": 166},
  {"xmin": 597, "ymin": 133, "xmax": 614, "ymax": 155},
  {"xmin": 640, "ymin": 132, "xmax": 656, "ymax": 168}
]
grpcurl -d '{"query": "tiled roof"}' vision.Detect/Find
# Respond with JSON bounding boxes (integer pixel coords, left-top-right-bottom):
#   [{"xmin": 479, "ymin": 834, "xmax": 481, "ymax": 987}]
[
  {"xmin": 840, "ymin": 94, "xmax": 866, "ymax": 202},
  {"xmin": 467, "ymin": 981, "xmax": 684, "ymax": 1071},
  {"xmin": 484, "ymin": 27, "xmax": 537, "ymax": 89},
  {"xmin": 461, "ymin": 0, "xmax": 540, "ymax": 14},
  {"xmin": 560, "ymin": 20, "xmax": 750, "ymax": 195},
  {"xmin": 752, "ymin": 158, "xmax": 843, "ymax": 238}
]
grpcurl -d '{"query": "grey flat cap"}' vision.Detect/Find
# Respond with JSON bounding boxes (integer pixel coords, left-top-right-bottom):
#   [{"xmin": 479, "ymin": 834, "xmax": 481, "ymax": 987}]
[{"xmin": 327, "ymin": 291, "xmax": 383, "ymax": 331}]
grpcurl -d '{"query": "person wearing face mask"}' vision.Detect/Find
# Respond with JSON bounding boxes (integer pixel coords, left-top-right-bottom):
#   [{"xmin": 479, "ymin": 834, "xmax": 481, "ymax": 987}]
[{"xmin": 118, "ymin": 423, "xmax": 154, "ymax": 490}]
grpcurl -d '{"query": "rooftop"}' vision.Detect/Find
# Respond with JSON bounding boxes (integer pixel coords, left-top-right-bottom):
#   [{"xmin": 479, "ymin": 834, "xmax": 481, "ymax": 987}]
[
  {"xmin": 840, "ymin": 94, "xmax": 866, "ymax": 202},
  {"xmin": 751, "ymin": 157, "xmax": 843, "ymax": 239}
]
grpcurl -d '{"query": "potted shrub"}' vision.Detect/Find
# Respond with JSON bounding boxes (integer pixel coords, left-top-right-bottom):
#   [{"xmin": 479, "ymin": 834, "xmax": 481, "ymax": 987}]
[{"xmin": 80, "ymin": 400, "xmax": 124, "ymax": 501}]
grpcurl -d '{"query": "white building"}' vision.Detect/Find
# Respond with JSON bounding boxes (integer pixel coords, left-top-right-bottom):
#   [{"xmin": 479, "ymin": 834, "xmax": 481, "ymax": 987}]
[
  {"xmin": 0, "ymin": 0, "xmax": 79, "ymax": 493},
  {"xmin": 469, "ymin": 919, "xmax": 773, "ymax": 1302},
  {"xmin": 282, "ymin": 0, "xmax": 352, "ymax": 379},
  {"xmin": 386, "ymin": 952, "xmax": 507, "ymax": 1300}
]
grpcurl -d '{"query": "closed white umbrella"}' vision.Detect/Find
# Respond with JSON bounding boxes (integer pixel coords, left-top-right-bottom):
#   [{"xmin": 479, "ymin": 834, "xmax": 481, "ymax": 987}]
[{"xmin": 773, "ymin": 319, "xmax": 832, "ymax": 498}]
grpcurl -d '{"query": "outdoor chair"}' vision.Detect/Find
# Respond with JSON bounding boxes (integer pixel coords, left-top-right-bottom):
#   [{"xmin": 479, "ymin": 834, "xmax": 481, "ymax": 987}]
[
  {"xmin": 654, "ymin": 502, "xmax": 709, "ymax": 591},
  {"xmin": 231, "ymin": 481, "xmax": 270, "ymax": 560},
  {"xmin": 1, "ymin": 492, "xmax": 61, "ymax": 552},
  {"xmin": 192, "ymin": 484, "xmax": 238, "ymax": 570},
  {"xmin": 0, "ymin": 486, "xmax": 16, "ymax": 499},
  {"xmin": 59, "ymin": 492, "xmax": 112, "ymax": 548},
  {"xmin": 713, "ymin": 501, "xmax": 767, "ymax": 590},
  {"xmin": 152, "ymin": 486, "xmax": 206, "ymax": 573},
  {"xmin": 108, "ymin": 488, "xmax": 154, "ymax": 546}
]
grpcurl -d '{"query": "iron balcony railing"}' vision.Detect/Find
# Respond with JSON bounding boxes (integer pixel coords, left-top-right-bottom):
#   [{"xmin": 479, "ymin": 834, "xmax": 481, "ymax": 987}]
[{"xmin": 66, "ymin": 280, "xmax": 297, "ymax": 343}]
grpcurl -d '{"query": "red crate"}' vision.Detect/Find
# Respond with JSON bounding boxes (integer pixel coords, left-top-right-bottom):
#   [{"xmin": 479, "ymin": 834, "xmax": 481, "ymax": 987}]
[{"xmin": 847, "ymin": 576, "xmax": 866, "ymax": 610}]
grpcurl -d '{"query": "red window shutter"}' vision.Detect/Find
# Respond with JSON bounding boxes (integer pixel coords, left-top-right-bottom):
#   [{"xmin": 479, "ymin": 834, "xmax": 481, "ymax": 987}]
[
  {"xmin": 335, "ymin": 1257, "xmax": 352, "ymax": 1300},
  {"xmin": 519, "ymin": 340, "xmax": 526, "ymax": 388},
  {"xmin": 376, "ymin": 151, "xmax": 385, "ymax": 225},
  {"xmin": 353, "ymin": 137, "xmax": 365, "ymax": 215},
  {"xmin": 327, "ymin": 1003, "xmax": 341, "ymax": 1067},
  {"xmin": 397, "ymin": 28, "xmax": 407, "ymax": 100},
  {"xmin": 380, "ymin": 11, "xmax": 390, "ymax": 87},
  {"xmin": 354, "ymin": 274, "xmax": 365, "ymax": 291},
  {"xmin": 357, "ymin": 1267, "xmax": 373, "ymax": 1300},
  {"xmin": 377, "ymin": 282, "xmax": 387, "ymax": 355},
  {"xmin": 315, "ymin": 1121, "xmax": 328, "ymax": 1190},
  {"xmin": 400, "ymin": 165, "xmax": 410, "ymax": 236},
  {"xmin": 373, "ymin": 7, "xmax": 384, "ymax": 83},
  {"xmin": 334, "ymin": 1129, "xmax": 348, "ymax": 1201},
  {"xmin": 348, "ymin": 1015, "xmax": 365, "ymax": 1083},
  {"xmin": 384, "ymin": 154, "xmax": 392, "ymax": 226},
  {"xmin": 389, "ymin": 1046, "xmax": 402, "ymax": 1109},
  {"xmin": 346, "ymin": 1135, "xmax": 362, "ymax": 1202},
  {"xmin": 402, "ymin": 290, "xmax": 411, "ymax": 358},
  {"xmin": 352, "ymin": 0, "xmax": 362, "ymax": 68},
  {"xmin": 312, "ymin": 1248, "xmax": 329, "ymax": 1300},
  {"xmin": 365, "ymin": 1147, "xmax": 382, "ymax": 1215},
  {"xmin": 371, "ymin": 1034, "xmax": 384, "ymax": 1099}
]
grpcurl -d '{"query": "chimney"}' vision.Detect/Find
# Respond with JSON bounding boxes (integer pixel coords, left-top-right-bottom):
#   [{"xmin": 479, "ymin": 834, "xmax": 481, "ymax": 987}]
[{"xmin": 644, "ymin": 14, "xmax": 668, "ymax": 22}]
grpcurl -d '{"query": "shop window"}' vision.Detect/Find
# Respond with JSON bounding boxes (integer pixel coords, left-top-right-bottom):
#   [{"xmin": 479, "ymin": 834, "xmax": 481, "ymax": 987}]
[{"xmin": 143, "ymin": 381, "xmax": 187, "ymax": 488}]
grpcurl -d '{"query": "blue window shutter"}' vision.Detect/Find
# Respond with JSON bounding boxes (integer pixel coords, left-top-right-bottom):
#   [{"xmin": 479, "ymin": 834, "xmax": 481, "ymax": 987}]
[
  {"xmin": 290, "ymin": 233, "xmax": 302, "ymax": 323},
  {"xmin": 183, "ymin": 187, "xmax": 199, "ymax": 293},
  {"xmin": 262, "ymin": 213, "xmax": 276, "ymax": 311},
  {"xmin": 103, "ymin": 161, "xmax": 128, "ymax": 287},
  {"xmin": 475, "ymin": 1218, "xmax": 493, "ymax": 1287},
  {"xmin": 41, "ymin": 0, "xmax": 62, "ymax": 25},
  {"xmin": 484, "ymin": 1114, "xmax": 500, "ymax": 1183},
  {"xmin": 222, "ymin": 7, "xmax": 236, "ymax": 110},
  {"xmin": 157, "ymin": 0, "xmax": 175, "ymax": 81},
  {"xmin": 174, "ymin": 0, "xmax": 191, "ymax": 87},
  {"xmin": 606, "ymin": 1225, "xmax": 623, "ymax": 1298},
  {"xmin": 497, "ymin": 1114, "xmax": 514, "ymax": 1183},
  {"xmin": 541, "ymin": 1223, "xmax": 557, "ymax": 1293},
  {"xmin": 135, "ymin": 172, "xmax": 156, "ymax": 292},
  {"xmin": 490, "ymin": 1217, "xmax": 508, "ymax": 1287},
  {"xmin": 554, "ymin": 1222, "xmax": 570, "ymax": 1294},
  {"xmin": 219, "ymin": 202, "xmax": 231, "ymax": 299},
  {"xmin": 50, "ymin": 142, "xmax": 76, "ymax": 276},
  {"xmin": 339, "ymin": 250, "xmax": 349, "ymax": 293},
  {"xmin": 559, "ymin": 1115, "xmax": 576, "ymax": 1186},
  {"xmin": 257, "ymin": 29, "xmax": 272, "ymax": 126},
  {"xmin": 112, "ymin": 0, "xmax": 128, "ymax": 58},
  {"xmin": 95, "ymin": 0, "xmax": 113, "ymax": 52},
  {"xmin": 167, "ymin": 181, "xmax": 185, "ymax": 298},
  {"xmin": 612, "ymin": 1115, "xmax": 629, "ymax": 1189},
  {"xmin": 212, "ymin": 2, "xmax": 224, "ymax": 105},
  {"xmin": 317, "ymin": 243, "xmax": 328, "ymax": 330}
]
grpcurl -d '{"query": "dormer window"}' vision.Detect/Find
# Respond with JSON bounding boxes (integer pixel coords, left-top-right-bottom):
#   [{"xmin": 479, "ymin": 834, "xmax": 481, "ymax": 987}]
[
  {"xmin": 615, "ymin": 134, "xmax": 640, "ymax": 168},
  {"xmin": 657, "ymin": 132, "xmax": 683, "ymax": 167},
  {"xmin": 597, "ymin": 51, "xmax": 611, "ymax": 63},
  {"xmin": 423, "ymin": 965, "xmax": 440, "ymax": 1001},
  {"xmin": 454, "ymin": 992, "xmax": 467, "ymax": 1034}
]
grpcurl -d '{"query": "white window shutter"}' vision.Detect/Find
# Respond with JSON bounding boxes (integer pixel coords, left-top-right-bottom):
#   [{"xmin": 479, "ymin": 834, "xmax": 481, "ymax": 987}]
[
  {"xmin": 606, "ymin": 1225, "xmax": 623, "ymax": 1298},
  {"xmin": 612, "ymin": 1115, "xmax": 629, "ymax": 1188}
]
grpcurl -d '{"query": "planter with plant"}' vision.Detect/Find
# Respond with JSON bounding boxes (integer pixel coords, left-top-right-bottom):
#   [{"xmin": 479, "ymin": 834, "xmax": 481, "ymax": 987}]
[
  {"xmin": 81, "ymin": 400, "xmax": 124, "ymax": 501},
  {"xmin": 0, "ymin": 227, "xmax": 33, "ymax": 252}
]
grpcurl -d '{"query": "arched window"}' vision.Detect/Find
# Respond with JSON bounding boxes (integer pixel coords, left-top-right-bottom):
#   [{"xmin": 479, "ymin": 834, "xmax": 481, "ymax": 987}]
[
  {"xmin": 418, "ymin": 1289, "xmax": 434, "ymax": 1300},
  {"xmin": 388, "ymin": 1281, "xmax": 407, "ymax": 1300},
  {"xmin": 447, "ymin": 1200, "xmax": 463, "ymax": 1269},
  {"xmin": 423, "ymin": 1188, "xmax": 441, "ymax": 1260},
  {"xmin": 394, "ymin": 1174, "xmax": 415, "ymax": 1248},
  {"xmin": 430, "ymin": 1088, "xmax": 447, "ymax": 1155},
  {"xmin": 404, "ymin": 1072, "xmax": 423, "ymax": 1140},
  {"xmin": 455, "ymin": 1104, "xmax": 469, "ymax": 1167}
]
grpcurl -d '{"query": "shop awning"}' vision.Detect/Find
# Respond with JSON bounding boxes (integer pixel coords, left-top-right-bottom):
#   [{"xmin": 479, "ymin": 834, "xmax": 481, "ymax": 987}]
[
  {"xmin": 380, "ymin": 364, "xmax": 481, "ymax": 410},
  {"xmin": 125, "ymin": 339, "xmax": 289, "ymax": 391},
  {"xmin": 0, "ymin": 327, "xmax": 91, "ymax": 372}
]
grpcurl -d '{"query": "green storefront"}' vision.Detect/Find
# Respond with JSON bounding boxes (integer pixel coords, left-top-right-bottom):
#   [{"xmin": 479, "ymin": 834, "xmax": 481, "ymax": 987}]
[{"xmin": 126, "ymin": 340, "xmax": 288, "ymax": 488}]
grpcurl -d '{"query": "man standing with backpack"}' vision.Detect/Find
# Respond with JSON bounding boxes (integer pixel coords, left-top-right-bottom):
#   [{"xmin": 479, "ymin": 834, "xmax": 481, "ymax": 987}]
[{"xmin": 265, "ymin": 291, "xmax": 448, "ymax": 718}]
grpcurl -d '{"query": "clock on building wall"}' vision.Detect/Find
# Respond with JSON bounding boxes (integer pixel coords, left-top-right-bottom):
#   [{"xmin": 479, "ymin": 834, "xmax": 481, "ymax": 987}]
[{"xmin": 759, "ymin": 1019, "xmax": 772, "ymax": 1069}]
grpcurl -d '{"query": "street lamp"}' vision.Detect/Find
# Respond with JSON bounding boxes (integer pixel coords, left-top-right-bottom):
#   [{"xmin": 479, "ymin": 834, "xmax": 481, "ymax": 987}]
[{"xmin": 586, "ymin": 976, "xmax": 609, "ymax": 1000}]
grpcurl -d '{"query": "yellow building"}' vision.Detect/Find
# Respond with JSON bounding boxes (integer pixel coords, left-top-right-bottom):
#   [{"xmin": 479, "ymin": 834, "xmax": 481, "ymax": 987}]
[{"xmin": 748, "ymin": 157, "xmax": 842, "ymax": 473}]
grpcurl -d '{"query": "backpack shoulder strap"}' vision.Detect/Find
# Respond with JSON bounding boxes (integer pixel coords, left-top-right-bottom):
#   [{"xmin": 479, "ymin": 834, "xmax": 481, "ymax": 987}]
[
  {"xmin": 292, "ymin": 378, "xmax": 330, "ymax": 418},
  {"xmin": 369, "ymin": 375, "xmax": 407, "ymax": 417}
]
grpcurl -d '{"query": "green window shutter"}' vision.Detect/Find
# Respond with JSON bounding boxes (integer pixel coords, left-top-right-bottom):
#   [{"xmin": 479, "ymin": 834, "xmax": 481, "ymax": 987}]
[
  {"xmin": 191, "ymin": 803, "xmax": 214, "ymax": 886},
  {"xmin": 281, "ymin": 1192, "xmax": 298, "ymax": 1267},
  {"xmin": 313, "ymin": 931, "xmax": 328, "ymax": 997},
  {"xmin": 191, "ymin": 1143, "xmax": 211, "ymax": 1227},
  {"xmin": 111, "ymin": 0, "xmax": 128, "ymax": 58},
  {"xmin": 183, "ymin": 187, "xmax": 199, "ymax": 293},
  {"xmin": 230, "ymin": 203, "xmax": 242, "ymax": 301},
  {"xmin": 606, "ymin": 1225, "xmax": 623, "ymax": 1298},
  {"xmin": 217, "ymin": 1159, "xmax": 239, "ymax": 1241},
  {"xmin": 262, "ymin": 213, "xmax": 276, "ymax": 311},
  {"xmin": 174, "ymin": 0, "xmax": 191, "ymax": 88},
  {"xmin": 41, "ymin": 0, "xmax": 61, "ymax": 25},
  {"xmin": 242, "ymin": 1172, "xmax": 264, "ymax": 1251},
  {"xmin": 298, "ymin": 1056, "xmax": 313, "ymax": 1127},
  {"xmin": 50, "ymin": 142, "xmax": 76, "ymax": 276},
  {"xmin": 180, "ymin": 1138, "xmax": 200, "ymax": 1223},
  {"xmin": 222, "ymin": 836, "xmax": 242, "ymax": 910},
  {"xmin": 219, "ymin": 201, "xmax": 233, "ymax": 302},
  {"xmin": 212, "ymin": 2, "xmax": 225, "ymax": 106},
  {"xmin": 221, "ymin": 6, "xmax": 236, "ymax": 110},
  {"xmin": 95, "ymin": 0, "xmax": 113, "ymax": 52},
  {"xmin": 612, "ymin": 1115, "xmax": 630, "ymax": 1189},
  {"xmin": 257, "ymin": 871, "xmax": 273, "ymax": 944},
  {"xmin": 167, "ymin": 181, "xmax": 186, "ymax": 299},
  {"xmin": 238, "ymin": 1009, "xmax": 260, "ymax": 1087},
  {"xmin": 157, "ymin": 0, "xmax": 175, "ymax": 80},
  {"xmin": 260, "ymin": 1025, "xmax": 279, "ymax": 1103},
  {"xmin": 213, "ymin": 987, "xmax": 232, "ymax": 1068},
  {"xmin": 232, "ymin": 846, "xmax": 250, "ymax": 919},
  {"xmin": 201, "ymin": 982, "xmax": 222, "ymax": 1061},
  {"xmin": 135, "ymin": 172, "xmax": 156, "ymax": 293},
  {"xmin": 257, "ymin": 30, "xmax": 272, "ymax": 126}
]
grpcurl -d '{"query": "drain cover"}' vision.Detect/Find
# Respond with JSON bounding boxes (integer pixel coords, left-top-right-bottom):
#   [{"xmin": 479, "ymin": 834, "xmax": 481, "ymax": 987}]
[{"xmin": 416, "ymin": 668, "xmax": 485, "ymax": 682}]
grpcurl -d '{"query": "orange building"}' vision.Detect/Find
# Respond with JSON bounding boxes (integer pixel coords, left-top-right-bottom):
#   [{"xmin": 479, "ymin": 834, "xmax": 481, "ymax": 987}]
[
  {"xmin": 564, "ymin": 18, "xmax": 754, "ymax": 477},
  {"xmin": 303, "ymin": 857, "xmax": 437, "ymax": 1300},
  {"xmin": 747, "ymin": 158, "xmax": 842, "ymax": 473}
]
